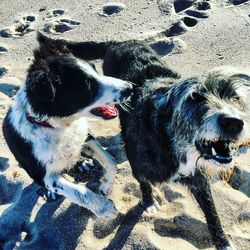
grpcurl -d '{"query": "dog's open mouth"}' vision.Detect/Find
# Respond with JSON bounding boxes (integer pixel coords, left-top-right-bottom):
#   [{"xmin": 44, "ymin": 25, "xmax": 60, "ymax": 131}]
[
  {"xmin": 196, "ymin": 139, "xmax": 250, "ymax": 167},
  {"xmin": 90, "ymin": 105, "xmax": 118, "ymax": 120}
]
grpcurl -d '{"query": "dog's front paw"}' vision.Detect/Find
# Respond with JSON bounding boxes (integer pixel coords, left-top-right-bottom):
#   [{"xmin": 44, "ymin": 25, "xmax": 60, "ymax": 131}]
[
  {"xmin": 143, "ymin": 198, "xmax": 160, "ymax": 214},
  {"xmin": 90, "ymin": 193, "xmax": 117, "ymax": 218},
  {"xmin": 141, "ymin": 195, "xmax": 161, "ymax": 214}
]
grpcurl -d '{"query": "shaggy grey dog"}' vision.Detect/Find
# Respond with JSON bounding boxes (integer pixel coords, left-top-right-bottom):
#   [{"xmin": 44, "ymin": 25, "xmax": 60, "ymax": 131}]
[
  {"xmin": 101, "ymin": 43, "xmax": 250, "ymax": 250},
  {"xmin": 51, "ymin": 37, "xmax": 250, "ymax": 250}
]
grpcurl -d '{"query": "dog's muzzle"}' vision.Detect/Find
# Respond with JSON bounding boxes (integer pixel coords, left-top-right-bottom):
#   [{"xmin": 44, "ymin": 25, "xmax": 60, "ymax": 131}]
[
  {"xmin": 195, "ymin": 139, "xmax": 250, "ymax": 167},
  {"xmin": 195, "ymin": 115, "xmax": 250, "ymax": 167}
]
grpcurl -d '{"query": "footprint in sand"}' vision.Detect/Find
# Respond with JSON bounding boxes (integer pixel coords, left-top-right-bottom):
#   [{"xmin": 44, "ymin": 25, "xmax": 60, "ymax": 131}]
[
  {"xmin": 154, "ymin": 216, "xmax": 212, "ymax": 248},
  {"xmin": 0, "ymin": 15, "xmax": 36, "ymax": 38},
  {"xmin": 0, "ymin": 157, "xmax": 9, "ymax": 172},
  {"xmin": 150, "ymin": 37, "xmax": 187, "ymax": 56},
  {"xmin": 0, "ymin": 67, "xmax": 7, "ymax": 77},
  {"xmin": 46, "ymin": 9, "xmax": 66, "ymax": 19},
  {"xmin": 182, "ymin": 16, "xmax": 198, "ymax": 27},
  {"xmin": 0, "ymin": 83, "xmax": 19, "ymax": 97},
  {"xmin": 160, "ymin": 0, "xmax": 211, "ymax": 38},
  {"xmin": 23, "ymin": 15, "xmax": 36, "ymax": 22},
  {"xmin": 194, "ymin": 1, "xmax": 211, "ymax": 10},
  {"xmin": 164, "ymin": 21, "xmax": 187, "ymax": 37},
  {"xmin": 44, "ymin": 18, "xmax": 81, "ymax": 34},
  {"xmin": 43, "ymin": 8, "xmax": 80, "ymax": 33},
  {"xmin": 229, "ymin": 0, "xmax": 249, "ymax": 5},
  {"xmin": 174, "ymin": 0, "xmax": 211, "ymax": 13},
  {"xmin": 173, "ymin": 0, "xmax": 197, "ymax": 13},
  {"xmin": 0, "ymin": 46, "xmax": 7, "ymax": 53},
  {"xmin": 102, "ymin": 3, "xmax": 126, "ymax": 15}
]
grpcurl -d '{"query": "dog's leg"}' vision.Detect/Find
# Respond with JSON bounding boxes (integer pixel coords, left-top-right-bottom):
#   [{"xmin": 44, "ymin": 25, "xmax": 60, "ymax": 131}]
[
  {"xmin": 139, "ymin": 181, "xmax": 160, "ymax": 213},
  {"xmin": 83, "ymin": 137, "xmax": 117, "ymax": 196},
  {"xmin": 180, "ymin": 171, "xmax": 235, "ymax": 250},
  {"xmin": 44, "ymin": 174, "xmax": 117, "ymax": 218}
]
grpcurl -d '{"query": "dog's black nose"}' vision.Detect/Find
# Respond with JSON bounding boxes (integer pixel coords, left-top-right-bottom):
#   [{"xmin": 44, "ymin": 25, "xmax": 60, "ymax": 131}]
[{"xmin": 218, "ymin": 115, "xmax": 244, "ymax": 135}]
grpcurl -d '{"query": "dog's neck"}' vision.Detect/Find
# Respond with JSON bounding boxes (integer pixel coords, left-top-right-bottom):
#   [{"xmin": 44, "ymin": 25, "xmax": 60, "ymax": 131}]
[{"xmin": 26, "ymin": 114, "xmax": 55, "ymax": 128}]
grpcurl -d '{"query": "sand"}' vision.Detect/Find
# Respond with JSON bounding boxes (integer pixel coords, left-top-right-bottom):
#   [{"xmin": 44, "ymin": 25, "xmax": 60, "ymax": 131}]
[{"xmin": 0, "ymin": 0, "xmax": 250, "ymax": 249}]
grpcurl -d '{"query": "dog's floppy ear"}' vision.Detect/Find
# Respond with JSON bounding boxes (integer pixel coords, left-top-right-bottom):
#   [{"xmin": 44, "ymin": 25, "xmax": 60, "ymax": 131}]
[
  {"xmin": 28, "ymin": 71, "xmax": 56, "ymax": 102},
  {"xmin": 37, "ymin": 31, "xmax": 69, "ymax": 55},
  {"xmin": 37, "ymin": 31, "xmax": 52, "ymax": 45},
  {"xmin": 152, "ymin": 87, "xmax": 171, "ymax": 114}
]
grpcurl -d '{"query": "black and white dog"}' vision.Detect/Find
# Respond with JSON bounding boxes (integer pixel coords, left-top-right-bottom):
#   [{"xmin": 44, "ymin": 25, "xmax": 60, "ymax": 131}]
[
  {"xmin": 66, "ymin": 39, "xmax": 250, "ymax": 249},
  {"xmin": 2, "ymin": 33, "xmax": 133, "ymax": 218}
]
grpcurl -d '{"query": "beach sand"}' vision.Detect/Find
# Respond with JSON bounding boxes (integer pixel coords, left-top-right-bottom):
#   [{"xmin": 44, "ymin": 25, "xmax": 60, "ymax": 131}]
[{"xmin": 0, "ymin": 0, "xmax": 250, "ymax": 249}]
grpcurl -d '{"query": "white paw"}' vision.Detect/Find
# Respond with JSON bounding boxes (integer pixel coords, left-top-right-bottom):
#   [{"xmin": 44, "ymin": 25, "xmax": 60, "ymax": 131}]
[
  {"xmin": 78, "ymin": 159, "xmax": 95, "ymax": 171},
  {"xmin": 146, "ymin": 204, "xmax": 158, "ymax": 213},
  {"xmin": 145, "ymin": 198, "xmax": 160, "ymax": 214},
  {"xmin": 91, "ymin": 194, "xmax": 117, "ymax": 218}
]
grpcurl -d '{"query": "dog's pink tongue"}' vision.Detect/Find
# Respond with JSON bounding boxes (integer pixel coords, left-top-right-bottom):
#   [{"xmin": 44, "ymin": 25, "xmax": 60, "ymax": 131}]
[{"xmin": 90, "ymin": 105, "xmax": 118, "ymax": 120}]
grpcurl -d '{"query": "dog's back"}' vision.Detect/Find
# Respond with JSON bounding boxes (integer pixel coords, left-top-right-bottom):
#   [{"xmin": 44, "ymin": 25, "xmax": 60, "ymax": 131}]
[
  {"xmin": 66, "ymin": 38, "xmax": 180, "ymax": 181},
  {"xmin": 100, "ymin": 41, "xmax": 179, "ymax": 182},
  {"xmin": 102, "ymin": 40, "xmax": 179, "ymax": 84}
]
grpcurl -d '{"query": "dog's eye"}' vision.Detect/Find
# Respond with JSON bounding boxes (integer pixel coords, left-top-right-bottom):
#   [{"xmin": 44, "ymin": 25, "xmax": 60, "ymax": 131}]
[{"xmin": 189, "ymin": 92, "xmax": 205, "ymax": 103}]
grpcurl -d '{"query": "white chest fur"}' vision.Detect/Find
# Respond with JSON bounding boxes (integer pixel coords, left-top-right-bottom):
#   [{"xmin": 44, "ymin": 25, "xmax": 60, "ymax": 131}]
[
  {"xmin": 40, "ymin": 119, "xmax": 88, "ymax": 174},
  {"xmin": 10, "ymin": 88, "xmax": 89, "ymax": 175},
  {"xmin": 170, "ymin": 147, "xmax": 199, "ymax": 182}
]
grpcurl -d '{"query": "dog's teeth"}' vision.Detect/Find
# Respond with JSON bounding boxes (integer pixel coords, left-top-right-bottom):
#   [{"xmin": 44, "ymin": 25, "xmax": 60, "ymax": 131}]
[{"xmin": 212, "ymin": 147, "xmax": 216, "ymax": 156}]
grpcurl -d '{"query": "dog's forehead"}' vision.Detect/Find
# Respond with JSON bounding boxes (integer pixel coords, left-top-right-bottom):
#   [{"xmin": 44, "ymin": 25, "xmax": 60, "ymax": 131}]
[
  {"xmin": 47, "ymin": 57, "xmax": 97, "ymax": 82},
  {"xmin": 205, "ymin": 67, "xmax": 250, "ymax": 91},
  {"xmin": 172, "ymin": 71, "xmax": 250, "ymax": 103}
]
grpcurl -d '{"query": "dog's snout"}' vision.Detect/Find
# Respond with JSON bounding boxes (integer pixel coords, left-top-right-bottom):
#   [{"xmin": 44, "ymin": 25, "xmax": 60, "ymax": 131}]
[{"xmin": 218, "ymin": 115, "xmax": 244, "ymax": 135}]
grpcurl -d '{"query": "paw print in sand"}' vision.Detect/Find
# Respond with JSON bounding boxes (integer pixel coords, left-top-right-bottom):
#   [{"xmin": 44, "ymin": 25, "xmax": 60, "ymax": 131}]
[
  {"xmin": 44, "ymin": 19, "xmax": 81, "ymax": 34},
  {"xmin": 149, "ymin": 0, "xmax": 211, "ymax": 56},
  {"xmin": 43, "ymin": 9, "xmax": 81, "ymax": 34},
  {"xmin": 0, "ymin": 15, "xmax": 36, "ymax": 38}
]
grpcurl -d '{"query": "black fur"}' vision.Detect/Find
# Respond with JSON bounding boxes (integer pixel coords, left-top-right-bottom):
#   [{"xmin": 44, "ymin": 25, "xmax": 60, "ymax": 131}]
[
  {"xmin": 64, "ymin": 39, "xmax": 240, "ymax": 249},
  {"xmin": 3, "ymin": 110, "xmax": 46, "ymax": 185},
  {"xmin": 37, "ymin": 32, "xmax": 113, "ymax": 61},
  {"xmin": 101, "ymin": 42, "xmax": 235, "ymax": 249},
  {"xmin": 26, "ymin": 46, "xmax": 99, "ymax": 117},
  {"xmin": 2, "ymin": 33, "xmax": 132, "ymax": 216}
]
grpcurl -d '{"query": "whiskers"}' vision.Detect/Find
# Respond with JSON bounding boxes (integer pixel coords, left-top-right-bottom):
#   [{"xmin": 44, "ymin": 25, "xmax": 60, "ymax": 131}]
[{"xmin": 119, "ymin": 98, "xmax": 133, "ymax": 112}]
